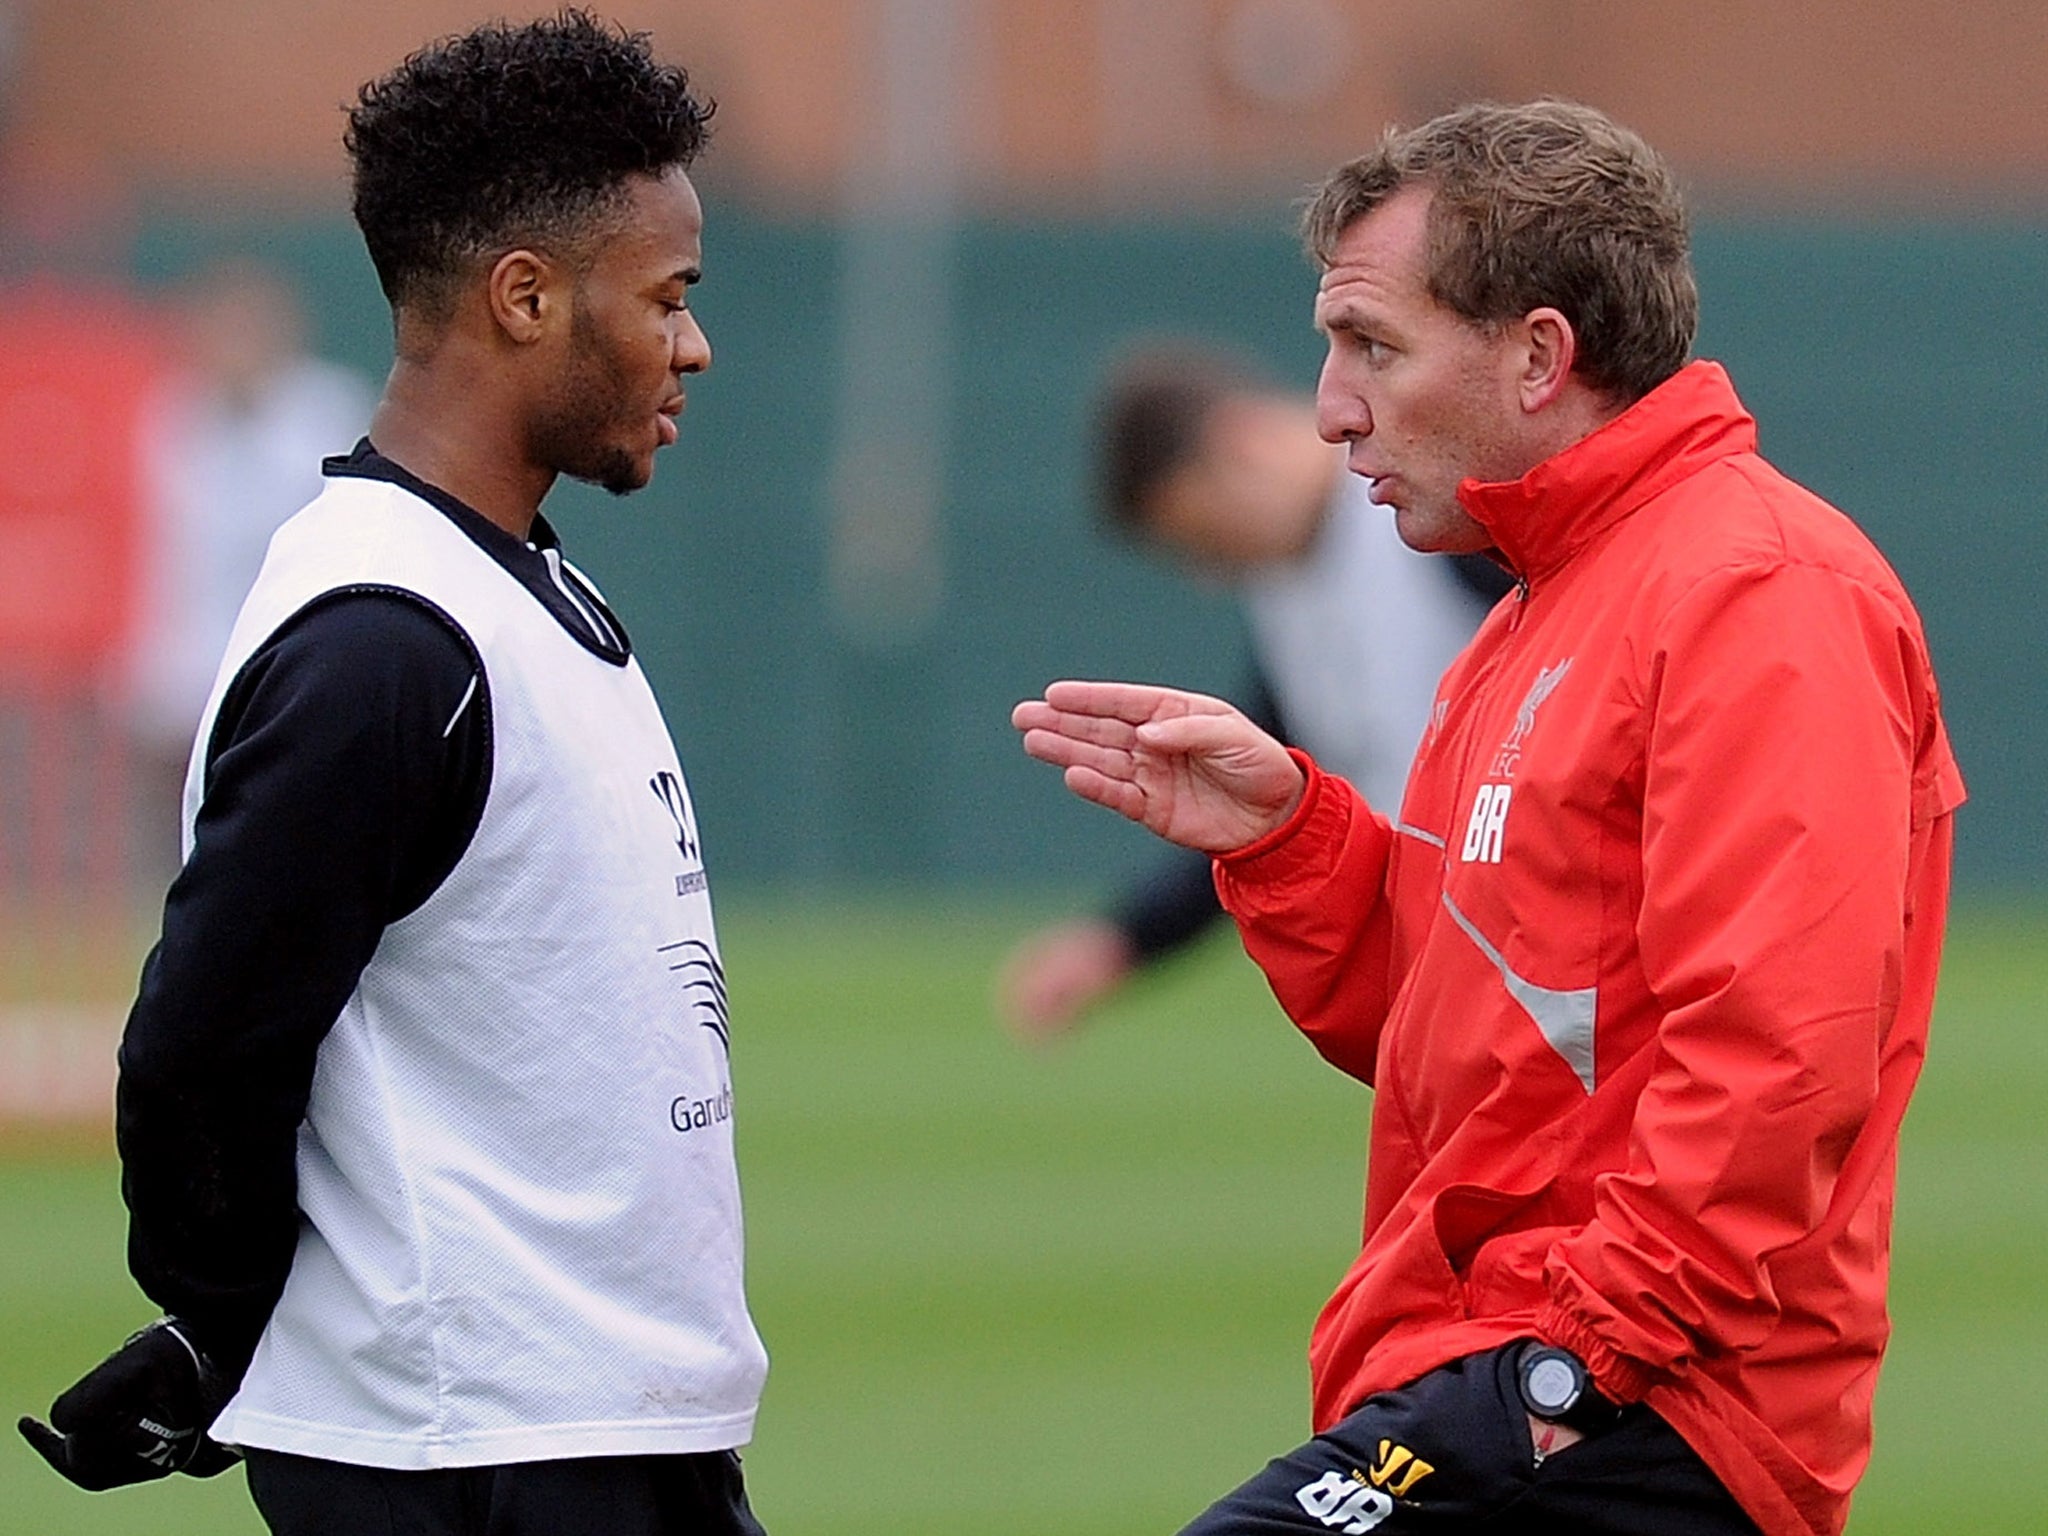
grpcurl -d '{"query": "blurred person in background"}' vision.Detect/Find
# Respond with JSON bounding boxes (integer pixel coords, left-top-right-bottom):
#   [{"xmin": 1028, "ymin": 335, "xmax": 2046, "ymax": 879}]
[
  {"xmin": 1017, "ymin": 99, "xmax": 1961, "ymax": 1536},
  {"xmin": 21, "ymin": 14, "xmax": 770, "ymax": 1535},
  {"xmin": 125, "ymin": 259, "xmax": 374, "ymax": 878},
  {"xmin": 998, "ymin": 345, "xmax": 1507, "ymax": 1037}
]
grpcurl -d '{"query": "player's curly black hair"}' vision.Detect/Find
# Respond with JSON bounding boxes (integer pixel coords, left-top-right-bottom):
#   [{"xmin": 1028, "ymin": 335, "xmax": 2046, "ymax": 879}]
[{"xmin": 345, "ymin": 9, "xmax": 714, "ymax": 317}]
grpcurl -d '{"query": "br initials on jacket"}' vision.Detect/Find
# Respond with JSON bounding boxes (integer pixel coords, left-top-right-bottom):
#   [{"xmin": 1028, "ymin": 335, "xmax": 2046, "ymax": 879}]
[{"xmin": 1463, "ymin": 657, "xmax": 1573, "ymax": 863}]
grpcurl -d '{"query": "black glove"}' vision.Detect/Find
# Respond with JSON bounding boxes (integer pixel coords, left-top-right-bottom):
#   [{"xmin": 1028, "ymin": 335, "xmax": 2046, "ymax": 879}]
[{"xmin": 19, "ymin": 1318, "xmax": 240, "ymax": 1490}]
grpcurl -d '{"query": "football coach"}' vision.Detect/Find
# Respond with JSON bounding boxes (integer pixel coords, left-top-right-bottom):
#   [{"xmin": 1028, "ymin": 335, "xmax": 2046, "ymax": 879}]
[
  {"xmin": 1016, "ymin": 99, "xmax": 1963, "ymax": 1536},
  {"xmin": 22, "ymin": 13, "xmax": 771, "ymax": 1535}
]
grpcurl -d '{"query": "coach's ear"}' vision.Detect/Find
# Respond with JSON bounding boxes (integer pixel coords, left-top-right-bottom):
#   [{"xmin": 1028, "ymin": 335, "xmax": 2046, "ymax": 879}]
[
  {"xmin": 487, "ymin": 249, "xmax": 563, "ymax": 345},
  {"xmin": 1514, "ymin": 306, "xmax": 1578, "ymax": 415}
]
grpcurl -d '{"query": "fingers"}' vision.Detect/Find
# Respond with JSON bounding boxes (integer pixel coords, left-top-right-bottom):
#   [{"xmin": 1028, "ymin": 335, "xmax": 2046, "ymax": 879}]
[
  {"xmin": 1062, "ymin": 764, "xmax": 1148, "ymax": 823},
  {"xmin": 19, "ymin": 1415, "xmax": 71, "ymax": 1477},
  {"xmin": 1016, "ymin": 685, "xmax": 1254, "ymax": 773},
  {"xmin": 1014, "ymin": 679, "xmax": 1275, "ymax": 841},
  {"xmin": 1019, "ymin": 727, "xmax": 1141, "ymax": 784},
  {"xmin": 1015, "ymin": 680, "xmax": 1233, "ymax": 730},
  {"xmin": 1011, "ymin": 702, "xmax": 1140, "ymax": 753},
  {"xmin": 1016, "ymin": 709, "xmax": 1138, "ymax": 752},
  {"xmin": 17, "ymin": 1413, "xmax": 154, "ymax": 1491},
  {"xmin": 1040, "ymin": 679, "xmax": 1182, "ymax": 722},
  {"xmin": 1135, "ymin": 710, "xmax": 1273, "ymax": 756}
]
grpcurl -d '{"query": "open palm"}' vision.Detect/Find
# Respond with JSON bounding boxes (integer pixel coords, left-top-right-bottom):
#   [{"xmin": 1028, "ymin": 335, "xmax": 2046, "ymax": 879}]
[{"xmin": 1012, "ymin": 680, "xmax": 1304, "ymax": 854}]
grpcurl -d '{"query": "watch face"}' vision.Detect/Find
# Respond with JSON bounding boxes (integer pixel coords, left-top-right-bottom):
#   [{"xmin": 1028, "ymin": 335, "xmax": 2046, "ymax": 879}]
[{"xmin": 1525, "ymin": 1353, "xmax": 1581, "ymax": 1414}]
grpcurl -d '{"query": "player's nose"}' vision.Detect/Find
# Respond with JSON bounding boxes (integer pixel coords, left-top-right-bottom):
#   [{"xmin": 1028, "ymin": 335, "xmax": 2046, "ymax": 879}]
[{"xmin": 673, "ymin": 310, "xmax": 710, "ymax": 375}]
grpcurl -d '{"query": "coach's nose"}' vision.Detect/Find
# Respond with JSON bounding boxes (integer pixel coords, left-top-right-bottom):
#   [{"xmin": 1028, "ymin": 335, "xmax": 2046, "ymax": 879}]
[{"xmin": 1315, "ymin": 350, "xmax": 1372, "ymax": 445}]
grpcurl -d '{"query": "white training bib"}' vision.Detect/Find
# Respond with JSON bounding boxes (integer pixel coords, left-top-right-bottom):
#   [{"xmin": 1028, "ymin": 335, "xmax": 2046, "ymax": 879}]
[{"xmin": 200, "ymin": 474, "xmax": 767, "ymax": 1468}]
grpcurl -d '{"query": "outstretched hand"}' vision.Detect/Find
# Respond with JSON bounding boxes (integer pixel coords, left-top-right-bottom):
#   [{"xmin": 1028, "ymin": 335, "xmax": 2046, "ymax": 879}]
[{"xmin": 1012, "ymin": 680, "xmax": 1303, "ymax": 853}]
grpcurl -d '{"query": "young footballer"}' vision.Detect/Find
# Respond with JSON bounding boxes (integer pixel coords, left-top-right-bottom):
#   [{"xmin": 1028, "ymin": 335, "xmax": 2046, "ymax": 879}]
[{"xmin": 21, "ymin": 14, "xmax": 770, "ymax": 1534}]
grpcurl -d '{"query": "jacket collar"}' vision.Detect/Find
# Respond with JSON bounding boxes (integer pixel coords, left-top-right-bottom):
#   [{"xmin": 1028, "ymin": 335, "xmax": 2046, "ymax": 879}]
[{"xmin": 1458, "ymin": 360, "xmax": 1757, "ymax": 586}]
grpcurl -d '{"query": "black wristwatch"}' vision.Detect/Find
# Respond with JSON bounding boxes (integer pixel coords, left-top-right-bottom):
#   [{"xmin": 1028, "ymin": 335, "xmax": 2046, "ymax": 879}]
[{"xmin": 1515, "ymin": 1343, "xmax": 1622, "ymax": 1433}]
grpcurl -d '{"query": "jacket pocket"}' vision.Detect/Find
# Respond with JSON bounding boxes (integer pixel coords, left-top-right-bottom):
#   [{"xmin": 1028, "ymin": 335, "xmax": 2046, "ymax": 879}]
[
  {"xmin": 1465, "ymin": 1226, "xmax": 1571, "ymax": 1321},
  {"xmin": 1431, "ymin": 1181, "xmax": 1558, "ymax": 1316}
]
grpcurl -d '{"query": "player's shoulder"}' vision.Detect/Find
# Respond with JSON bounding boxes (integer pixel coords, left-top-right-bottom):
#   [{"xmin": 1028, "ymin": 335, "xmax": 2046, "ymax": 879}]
[
  {"xmin": 279, "ymin": 585, "xmax": 476, "ymax": 654},
  {"xmin": 238, "ymin": 588, "xmax": 480, "ymax": 726}
]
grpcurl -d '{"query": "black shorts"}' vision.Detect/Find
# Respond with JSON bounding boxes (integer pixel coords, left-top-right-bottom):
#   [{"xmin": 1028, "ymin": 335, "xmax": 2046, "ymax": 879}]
[
  {"xmin": 243, "ymin": 1446, "xmax": 768, "ymax": 1536},
  {"xmin": 1177, "ymin": 1344, "xmax": 1759, "ymax": 1536}
]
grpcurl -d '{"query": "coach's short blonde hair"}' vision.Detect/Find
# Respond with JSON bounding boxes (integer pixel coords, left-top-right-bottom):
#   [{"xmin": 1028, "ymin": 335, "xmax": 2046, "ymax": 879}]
[{"xmin": 1304, "ymin": 99, "xmax": 1697, "ymax": 402}]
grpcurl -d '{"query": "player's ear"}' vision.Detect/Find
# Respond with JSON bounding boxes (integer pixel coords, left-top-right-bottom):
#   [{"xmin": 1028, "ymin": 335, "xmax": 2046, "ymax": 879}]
[
  {"xmin": 1515, "ymin": 307, "xmax": 1578, "ymax": 414},
  {"xmin": 486, "ymin": 249, "xmax": 562, "ymax": 345}
]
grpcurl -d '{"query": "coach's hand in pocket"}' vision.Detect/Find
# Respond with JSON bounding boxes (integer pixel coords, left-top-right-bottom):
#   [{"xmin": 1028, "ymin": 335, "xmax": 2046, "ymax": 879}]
[
  {"xmin": 1526, "ymin": 1412, "xmax": 1586, "ymax": 1465},
  {"xmin": 19, "ymin": 1318, "xmax": 239, "ymax": 1490}
]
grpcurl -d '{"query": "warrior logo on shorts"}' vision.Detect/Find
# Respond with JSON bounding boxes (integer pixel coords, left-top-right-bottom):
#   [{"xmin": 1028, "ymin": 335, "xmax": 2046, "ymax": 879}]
[{"xmin": 1294, "ymin": 1443, "xmax": 1435, "ymax": 1534}]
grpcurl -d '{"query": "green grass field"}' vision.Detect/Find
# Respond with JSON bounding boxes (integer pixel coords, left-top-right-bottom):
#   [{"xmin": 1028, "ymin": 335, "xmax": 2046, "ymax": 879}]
[{"xmin": 2, "ymin": 899, "xmax": 2042, "ymax": 1534}]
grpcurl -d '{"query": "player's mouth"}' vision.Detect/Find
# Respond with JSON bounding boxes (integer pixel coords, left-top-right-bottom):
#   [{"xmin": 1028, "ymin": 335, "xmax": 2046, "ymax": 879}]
[{"xmin": 656, "ymin": 396, "xmax": 684, "ymax": 447}]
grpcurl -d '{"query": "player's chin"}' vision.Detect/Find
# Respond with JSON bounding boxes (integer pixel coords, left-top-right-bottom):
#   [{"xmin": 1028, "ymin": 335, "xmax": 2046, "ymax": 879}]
[{"xmin": 580, "ymin": 444, "xmax": 658, "ymax": 498}]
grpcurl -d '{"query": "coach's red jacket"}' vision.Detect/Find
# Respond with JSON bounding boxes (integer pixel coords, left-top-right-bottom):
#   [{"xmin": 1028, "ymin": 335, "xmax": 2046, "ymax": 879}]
[{"xmin": 1214, "ymin": 362, "xmax": 1963, "ymax": 1536}]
